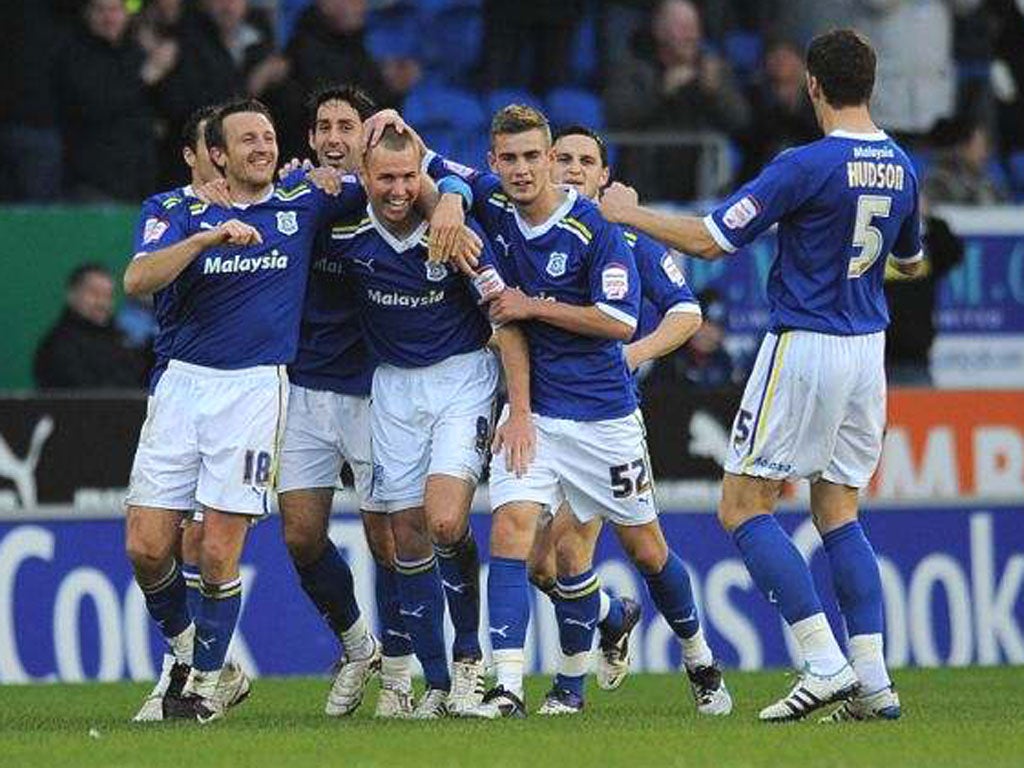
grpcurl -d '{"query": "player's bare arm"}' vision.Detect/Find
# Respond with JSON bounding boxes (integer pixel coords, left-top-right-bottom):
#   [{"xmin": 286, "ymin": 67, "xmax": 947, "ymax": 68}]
[
  {"xmin": 488, "ymin": 287, "xmax": 634, "ymax": 341},
  {"xmin": 488, "ymin": 324, "xmax": 535, "ymax": 477},
  {"xmin": 601, "ymin": 182, "xmax": 724, "ymax": 260},
  {"xmin": 124, "ymin": 220, "xmax": 262, "ymax": 296},
  {"xmin": 624, "ymin": 310, "xmax": 702, "ymax": 371}
]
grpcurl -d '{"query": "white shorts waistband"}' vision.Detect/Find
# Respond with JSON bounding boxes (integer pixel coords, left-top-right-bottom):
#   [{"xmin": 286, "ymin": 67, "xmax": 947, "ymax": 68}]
[{"xmin": 167, "ymin": 359, "xmax": 284, "ymax": 379}]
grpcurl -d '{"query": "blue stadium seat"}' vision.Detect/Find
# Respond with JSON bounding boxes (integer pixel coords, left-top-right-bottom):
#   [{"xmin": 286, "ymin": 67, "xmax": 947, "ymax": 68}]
[
  {"xmin": 416, "ymin": 0, "xmax": 482, "ymax": 12},
  {"xmin": 418, "ymin": 7, "xmax": 483, "ymax": 84},
  {"xmin": 484, "ymin": 88, "xmax": 545, "ymax": 116},
  {"xmin": 278, "ymin": 0, "xmax": 313, "ymax": 46},
  {"xmin": 1009, "ymin": 152, "xmax": 1024, "ymax": 201},
  {"xmin": 570, "ymin": 11, "xmax": 599, "ymax": 86},
  {"xmin": 545, "ymin": 88, "xmax": 604, "ymax": 131},
  {"xmin": 723, "ymin": 32, "xmax": 763, "ymax": 82},
  {"xmin": 403, "ymin": 85, "xmax": 486, "ymax": 161},
  {"xmin": 366, "ymin": 6, "xmax": 421, "ymax": 60}
]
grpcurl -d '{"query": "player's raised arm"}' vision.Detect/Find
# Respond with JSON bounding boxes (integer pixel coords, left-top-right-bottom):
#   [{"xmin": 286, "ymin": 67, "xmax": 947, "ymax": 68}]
[{"xmin": 601, "ymin": 182, "xmax": 724, "ymax": 260}]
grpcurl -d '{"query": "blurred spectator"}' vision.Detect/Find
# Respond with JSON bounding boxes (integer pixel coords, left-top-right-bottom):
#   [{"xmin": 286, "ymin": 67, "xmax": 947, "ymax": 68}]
[
  {"xmin": 34, "ymin": 264, "xmax": 148, "ymax": 390},
  {"xmin": 648, "ymin": 290, "xmax": 742, "ymax": 388},
  {"xmin": 155, "ymin": 0, "xmax": 288, "ymax": 182},
  {"xmin": 54, "ymin": 0, "xmax": 175, "ymax": 201},
  {"xmin": 769, "ymin": 0, "xmax": 852, "ymax": 45},
  {"xmin": 849, "ymin": 0, "xmax": 983, "ymax": 139},
  {"xmin": 605, "ymin": 0, "xmax": 750, "ymax": 200},
  {"xmin": 990, "ymin": 0, "xmax": 1024, "ymax": 153},
  {"xmin": 286, "ymin": 0, "xmax": 399, "ymax": 107},
  {"xmin": 924, "ymin": 118, "xmax": 1009, "ymax": 205},
  {"xmin": 0, "ymin": 0, "xmax": 67, "ymax": 202},
  {"xmin": 885, "ymin": 205, "xmax": 964, "ymax": 385},
  {"xmin": 483, "ymin": 0, "xmax": 584, "ymax": 94},
  {"xmin": 738, "ymin": 38, "xmax": 819, "ymax": 182}
]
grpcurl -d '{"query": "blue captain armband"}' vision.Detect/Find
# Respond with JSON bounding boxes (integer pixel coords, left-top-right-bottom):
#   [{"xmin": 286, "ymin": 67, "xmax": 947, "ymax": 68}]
[{"xmin": 437, "ymin": 175, "xmax": 473, "ymax": 210}]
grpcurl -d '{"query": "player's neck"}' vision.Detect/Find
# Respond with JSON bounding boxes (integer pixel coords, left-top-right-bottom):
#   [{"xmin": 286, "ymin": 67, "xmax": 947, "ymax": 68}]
[
  {"xmin": 229, "ymin": 179, "xmax": 274, "ymax": 205},
  {"xmin": 516, "ymin": 183, "xmax": 565, "ymax": 226},
  {"xmin": 371, "ymin": 204, "xmax": 423, "ymax": 240},
  {"xmin": 821, "ymin": 105, "xmax": 878, "ymax": 136}
]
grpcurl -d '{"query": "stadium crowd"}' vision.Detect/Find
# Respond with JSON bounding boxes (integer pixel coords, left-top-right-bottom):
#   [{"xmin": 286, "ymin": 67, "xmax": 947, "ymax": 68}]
[{"xmin": 2, "ymin": 0, "xmax": 1024, "ymax": 205}]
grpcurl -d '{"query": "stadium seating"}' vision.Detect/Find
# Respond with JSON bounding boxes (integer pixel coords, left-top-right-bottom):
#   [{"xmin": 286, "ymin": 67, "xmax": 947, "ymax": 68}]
[
  {"xmin": 484, "ymin": 88, "xmax": 546, "ymax": 116},
  {"xmin": 546, "ymin": 88, "xmax": 605, "ymax": 131},
  {"xmin": 418, "ymin": 6, "xmax": 484, "ymax": 85},
  {"xmin": 1008, "ymin": 152, "xmax": 1024, "ymax": 201},
  {"xmin": 723, "ymin": 31, "xmax": 763, "ymax": 83},
  {"xmin": 402, "ymin": 84, "xmax": 486, "ymax": 161}
]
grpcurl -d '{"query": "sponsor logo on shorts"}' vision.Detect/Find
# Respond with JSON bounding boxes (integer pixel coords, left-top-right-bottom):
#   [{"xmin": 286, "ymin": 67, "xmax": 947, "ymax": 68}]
[
  {"xmin": 752, "ymin": 456, "xmax": 793, "ymax": 473},
  {"xmin": 723, "ymin": 195, "xmax": 760, "ymax": 229},
  {"xmin": 601, "ymin": 263, "xmax": 629, "ymax": 300},
  {"xmin": 276, "ymin": 211, "xmax": 299, "ymax": 235}
]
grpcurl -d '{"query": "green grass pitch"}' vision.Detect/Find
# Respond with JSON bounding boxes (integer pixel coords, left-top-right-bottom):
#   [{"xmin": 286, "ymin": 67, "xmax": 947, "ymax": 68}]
[{"xmin": 1, "ymin": 668, "xmax": 1022, "ymax": 767}]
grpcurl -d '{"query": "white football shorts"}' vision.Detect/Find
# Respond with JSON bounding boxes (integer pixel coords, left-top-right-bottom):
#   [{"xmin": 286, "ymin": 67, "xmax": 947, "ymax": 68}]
[
  {"xmin": 489, "ymin": 406, "xmax": 658, "ymax": 527},
  {"xmin": 126, "ymin": 360, "xmax": 288, "ymax": 517},
  {"xmin": 276, "ymin": 384, "xmax": 383, "ymax": 512},
  {"xmin": 370, "ymin": 348, "xmax": 498, "ymax": 512},
  {"xmin": 724, "ymin": 330, "xmax": 886, "ymax": 488}
]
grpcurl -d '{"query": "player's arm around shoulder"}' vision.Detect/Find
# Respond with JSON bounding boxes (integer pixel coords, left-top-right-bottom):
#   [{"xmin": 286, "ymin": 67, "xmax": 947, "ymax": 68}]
[{"xmin": 124, "ymin": 201, "xmax": 261, "ymax": 296}]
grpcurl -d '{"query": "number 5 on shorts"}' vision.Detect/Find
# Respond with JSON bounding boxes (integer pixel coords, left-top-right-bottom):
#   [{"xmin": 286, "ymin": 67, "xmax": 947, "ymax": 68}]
[{"xmin": 610, "ymin": 458, "xmax": 651, "ymax": 499}]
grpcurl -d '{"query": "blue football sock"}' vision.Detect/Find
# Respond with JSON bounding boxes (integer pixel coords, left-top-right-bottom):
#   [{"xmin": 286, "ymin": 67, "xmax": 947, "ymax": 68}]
[
  {"xmin": 599, "ymin": 594, "xmax": 626, "ymax": 635},
  {"xmin": 395, "ymin": 555, "xmax": 450, "ymax": 691},
  {"xmin": 295, "ymin": 544, "xmax": 361, "ymax": 640},
  {"xmin": 141, "ymin": 562, "xmax": 191, "ymax": 640},
  {"xmin": 733, "ymin": 514, "xmax": 822, "ymax": 624},
  {"xmin": 193, "ymin": 577, "xmax": 242, "ymax": 673},
  {"xmin": 375, "ymin": 562, "xmax": 413, "ymax": 658},
  {"xmin": 553, "ymin": 570, "xmax": 600, "ymax": 699},
  {"xmin": 181, "ymin": 563, "xmax": 202, "ymax": 620},
  {"xmin": 487, "ymin": 557, "xmax": 530, "ymax": 654},
  {"xmin": 643, "ymin": 550, "xmax": 701, "ymax": 639},
  {"xmin": 435, "ymin": 528, "xmax": 482, "ymax": 661},
  {"xmin": 823, "ymin": 520, "xmax": 884, "ymax": 636}
]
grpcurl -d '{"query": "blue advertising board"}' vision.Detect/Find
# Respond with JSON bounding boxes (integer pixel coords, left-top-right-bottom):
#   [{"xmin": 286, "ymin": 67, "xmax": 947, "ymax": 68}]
[{"xmin": 2, "ymin": 505, "xmax": 1021, "ymax": 683}]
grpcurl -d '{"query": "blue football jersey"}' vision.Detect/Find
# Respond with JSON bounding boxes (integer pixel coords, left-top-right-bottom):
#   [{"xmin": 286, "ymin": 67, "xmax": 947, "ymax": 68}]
[
  {"xmin": 135, "ymin": 177, "xmax": 366, "ymax": 370},
  {"xmin": 132, "ymin": 185, "xmax": 193, "ymax": 390},
  {"xmin": 459, "ymin": 170, "xmax": 641, "ymax": 422},
  {"xmin": 705, "ymin": 130, "xmax": 922, "ymax": 335},
  {"xmin": 326, "ymin": 206, "xmax": 493, "ymax": 368},
  {"xmin": 625, "ymin": 227, "xmax": 700, "ymax": 340}
]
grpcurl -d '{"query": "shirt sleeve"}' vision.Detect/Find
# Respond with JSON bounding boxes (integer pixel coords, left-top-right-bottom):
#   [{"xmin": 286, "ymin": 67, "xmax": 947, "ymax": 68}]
[
  {"xmin": 132, "ymin": 195, "xmax": 190, "ymax": 259},
  {"xmin": 589, "ymin": 219, "xmax": 640, "ymax": 330},
  {"xmin": 465, "ymin": 219, "xmax": 507, "ymax": 304},
  {"xmin": 631, "ymin": 230, "xmax": 701, "ymax": 316},
  {"xmin": 421, "ymin": 150, "xmax": 505, "ymax": 235},
  {"xmin": 309, "ymin": 174, "xmax": 368, "ymax": 226},
  {"xmin": 891, "ymin": 176, "xmax": 924, "ymax": 263},
  {"xmin": 704, "ymin": 149, "xmax": 809, "ymax": 253}
]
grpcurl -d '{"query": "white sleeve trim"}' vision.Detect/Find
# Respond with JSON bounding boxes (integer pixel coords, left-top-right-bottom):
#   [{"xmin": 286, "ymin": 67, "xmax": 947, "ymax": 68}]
[
  {"xmin": 665, "ymin": 301, "xmax": 702, "ymax": 315},
  {"xmin": 596, "ymin": 302, "xmax": 638, "ymax": 329},
  {"xmin": 702, "ymin": 214, "xmax": 738, "ymax": 253},
  {"xmin": 421, "ymin": 149, "xmax": 437, "ymax": 173},
  {"xmin": 891, "ymin": 249, "xmax": 924, "ymax": 264},
  {"xmin": 133, "ymin": 251, "xmax": 150, "ymax": 261}
]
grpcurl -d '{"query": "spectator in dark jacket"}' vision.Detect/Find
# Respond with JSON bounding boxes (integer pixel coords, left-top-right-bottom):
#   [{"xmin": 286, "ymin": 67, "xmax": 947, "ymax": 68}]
[
  {"xmin": 35, "ymin": 264, "xmax": 148, "ymax": 389},
  {"xmin": 648, "ymin": 290, "xmax": 742, "ymax": 388},
  {"xmin": 54, "ymin": 0, "xmax": 176, "ymax": 201}
]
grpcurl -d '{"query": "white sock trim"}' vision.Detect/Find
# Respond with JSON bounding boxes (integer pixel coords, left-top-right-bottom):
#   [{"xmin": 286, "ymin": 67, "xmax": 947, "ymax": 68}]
[
  {"xmin": 789, "ymin": 613, "xmax": 847, "ymax": 675},
  {"xmin": 559, "ymin": 650, "xmax": 590, "ymax": 677},
  {"xmin": 492, "ymin": 649, "xmax": 525, "ymax": 698}
]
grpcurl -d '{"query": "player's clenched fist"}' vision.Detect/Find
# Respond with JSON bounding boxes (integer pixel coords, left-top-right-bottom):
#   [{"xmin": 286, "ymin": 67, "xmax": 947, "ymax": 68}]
[
  {"xmin": 211, "ymin": 219, "xmax": 263, "ymax": 246},
  {"xmin": 487, "ymin": 287, "xmax": 535, "ymax": 323},
  {"xmin": 600, "ymin": 181, "xmax": 639, "ymax": 223}
]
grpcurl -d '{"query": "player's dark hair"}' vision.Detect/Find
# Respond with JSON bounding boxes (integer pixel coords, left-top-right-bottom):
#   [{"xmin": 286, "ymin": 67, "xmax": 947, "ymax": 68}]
[
  {"xmin": 204, "ymin": 98, "xmax": 276, "ymax": 153},
  {"xmin": 490, "ymin": 104, "xmax": 552, "ymax": 146},
  {"xmin": 181, "ymin": 105, "xmax": 219, "ymax": 151},
  {"xmin": 67, "ymin": 262, "xmax": 111, "ymax": 290},
  {"xmin": 306, "ymin": 84, "xmax": 377, "ymax": 128},
  {"xmin": 806, "ymin": 29, "xmax": 876, "ymax": 109},
  {"xmin": 552, "ymin": 124, "xmax": 608, "ymax": 168}
]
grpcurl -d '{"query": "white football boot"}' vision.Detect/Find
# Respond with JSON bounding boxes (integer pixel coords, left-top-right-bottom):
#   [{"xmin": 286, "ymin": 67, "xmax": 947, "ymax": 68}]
[
  {"xmin": 325, "ymin": 635, "xmax": 382, "ymax": 716},
  {"xmin": 447, "ymin": 658, "xmax": 486, "ymax": 715},
  {"xmin": 686, "ymin": 662, "xmax": 733, "ymax": 716},
  {"xmin": 759, "ymin": 663, "xmax": 859, "ymax": 722},
  {"xmin": 822, "ymin": 685, "xmax": 901, "ymax": 722}
]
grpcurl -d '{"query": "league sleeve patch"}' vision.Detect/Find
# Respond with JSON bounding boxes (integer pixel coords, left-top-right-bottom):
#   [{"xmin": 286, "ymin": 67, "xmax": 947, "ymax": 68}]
[
  {"xmin": 442, "ymin": 158, "xmax": 475, "ymax": 179},
  {"xmin": 472, "ymin": 266, "xmax": 506, "ymax": 302},
  {"xmin": 601, "ymin": 263, "xmax": 630, "ymax": 301},
  {"xmin": 660, "ymin": 252, "xmax": 686, "ymax": 286},
  {"xmin": 722, "ymin": 195, "xmax": 760, "ymax": 230},
  {"xmin": 142, "ymin": 216, "xmax": 169, "ymax": 245}
]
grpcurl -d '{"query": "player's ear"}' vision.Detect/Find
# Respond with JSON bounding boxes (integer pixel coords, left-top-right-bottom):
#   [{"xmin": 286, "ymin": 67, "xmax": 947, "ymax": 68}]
[
  {"xmin": 308, "ymin": 130, "xmax": 317, "ymax": 155},
  {"xmin": 599, "ymin": 166, "xmax": 610, "ymax": 188},
  {"xmin": 183, "ymin": 146, "xmax": 196, "ymax": 170},
  {"xmin": 209, "ymin": 145, "xmax": 227, "ymax": 171},
  {"xmin": 487, "ymin": 150, "xmax": 498, "ymax": 174}
]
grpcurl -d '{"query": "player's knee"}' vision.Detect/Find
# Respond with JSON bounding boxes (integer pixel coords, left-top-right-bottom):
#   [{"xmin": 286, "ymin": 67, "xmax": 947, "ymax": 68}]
[
  {"xmin": 427, "ymin": 511, "xmax": 465, "ymax": 548},
  {"xmin": 125, "ymin": 524, "xmax": 175, "ymax": 578},
  {"xmin": 282, "ymin": 516, "xmax": 327, "ymax": 566},
  {"xmin": 490, "ymin": 509, "xmax": 533, "ymax": 559},
  {"xmin": 200, "ymin": 536, "xmax": 240, "ymax": 581},
  {"xmin": 554, "ymin": 538, "xmax": 590, "ymax": 578},
  {"xmin": 717, "ymin": 498, "xmax": 754, "ymax": 533},
  {"xmin": 622, "ymin": 534, "xmax": 667, "ymax": 575}
]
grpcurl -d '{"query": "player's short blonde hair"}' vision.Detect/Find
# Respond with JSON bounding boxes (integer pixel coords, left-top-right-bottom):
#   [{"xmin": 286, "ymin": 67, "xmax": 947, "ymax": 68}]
[
  {"xmin": 490, "ymin": 105, "xmax": 552, "ymax": 147},
  {"xmin": 364, "ymin": 124, "xmax": 423, "ymax": 165}
]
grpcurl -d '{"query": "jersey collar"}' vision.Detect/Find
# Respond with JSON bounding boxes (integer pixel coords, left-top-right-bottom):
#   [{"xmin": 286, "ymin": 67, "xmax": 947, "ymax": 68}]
[
  {"xmin": 829, "ymin": 128, "xmax": 888, "ymax": 141},
  {"xmin": 230, "ymin": 184, "xmax": 275, "ymax": 209},
  {"xmin": 513, "ymin": 186, "xmax": 577, "ymax": 240},
  {"xmin": 367, "ymin": 203, "xmax": 429, "ymax": 253},
  {"xmin": 181, "ymin": 184, "xmax": 194, "ymax": 198}
]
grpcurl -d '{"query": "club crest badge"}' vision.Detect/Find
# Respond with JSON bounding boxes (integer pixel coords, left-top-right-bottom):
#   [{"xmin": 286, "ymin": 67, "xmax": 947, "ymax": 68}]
[
  {"xmin": 546, "ymin": 252, "xmax": 568, "ymax": 277},
  {"xmin": 425, "ymin": 261, "xmax": 448, "ymax": 282},
  {"xmin": 276, "ymin": 211, "xmax": 298, "ymax": 236}
]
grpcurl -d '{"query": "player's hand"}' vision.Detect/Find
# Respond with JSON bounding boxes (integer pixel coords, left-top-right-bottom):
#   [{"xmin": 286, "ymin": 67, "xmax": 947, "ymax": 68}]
[
  {"xmin": 193, "ymin": 177, "xmax": 232, "ymax": 208},
  {"xmin": 600, "ymin": 182, "xmax": 640, "ymax": 224},
  {"xmin": 279, "ymin": 157, "xmax": 314, "ymax": 180},
  {"xmin": 624, "ymin": 343, "xmax": 642, "ymax": 372},
  {"xmin": 449, "ymin": 226, "xmax": 483, "ymax": 276},
  {"xmin": 428, "ymin": 193, "xmax": 467, "ymax": 263},
  {"xmin": 492, "ymin": 409, "xmax": 536, "ymax": 478},
  {"xmin": 488, "ymin": 287, "xmax": 535, "ymax": 324},
  {"xmin": 210, "ymin": 219, "xmax": 262, "ymax": 246},
  {"xmin": 306, "ymin": 166, "xmax": 344, "ymax": 196}
]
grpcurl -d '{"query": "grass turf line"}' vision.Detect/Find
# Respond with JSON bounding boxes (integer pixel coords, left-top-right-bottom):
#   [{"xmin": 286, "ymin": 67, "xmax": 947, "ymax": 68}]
[{"xmin": 0, "ymin": 668, "xmax": 1022, "ymax": 768}]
